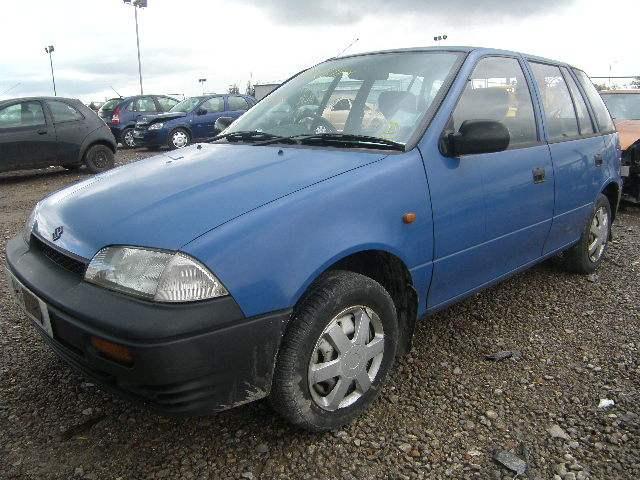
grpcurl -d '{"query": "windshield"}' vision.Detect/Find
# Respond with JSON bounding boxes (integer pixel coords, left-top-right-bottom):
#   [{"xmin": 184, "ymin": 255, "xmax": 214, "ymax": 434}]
[
  {"xmin": 225, "ymin": 51, "xmax": 462, "ymax": 146},
  {"xmin": 601, "ymin": 93, "xmax": 640, "ymax": 120},
  {"xmin": 171, "ymin": 97, "xmax": 203, "ymax": 113}
]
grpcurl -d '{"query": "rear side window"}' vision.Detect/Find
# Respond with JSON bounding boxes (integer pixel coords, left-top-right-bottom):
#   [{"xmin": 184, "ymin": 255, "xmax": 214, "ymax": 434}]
[
  {"xmin": 201, "ymin": 97, "xmax": 225, "ymax": 113},
  {"xmin": 131, "ymin": 97, "xmax": 157, "ymax": 112},
  {"xmin": 48, "ymin": 101, "xmax": 83, "ymax": 123},
  {"xmin": 100, "ymin": 98, "xmax": 120, "ymax": 112},
  {"xmin": 529, "ymin": 62, "xmax": 579, "ymax": 141},
  {"xmin": 451, "ymin": 56, "xmax": 538, "ymax": 148},
  {"xmin": 157, "ymin": 97, "xmax": 179, "ymax": 111},
  {"xmin": 0, "ymin": 102, "xmax": 46, "ymax": 128},
  {"xmin": 561, "ymin": 68, "xmax": 595, "ymax": 135},
  {"xmin": 573, "ymin": 69, "xmax": 615, "ymax": 133},
  {"xmin": 228, "ymin": 96, "xmax": 250, "ymax": 111}
]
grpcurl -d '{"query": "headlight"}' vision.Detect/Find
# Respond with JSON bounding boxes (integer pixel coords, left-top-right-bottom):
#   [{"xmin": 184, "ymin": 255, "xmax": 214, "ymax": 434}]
[
  {"xmin": 23, "ymin": 204, "xmax": 39, "ymax": 243},
  {"xmin": 148, "ymin": 123, "xmax": 164, "ymax": 130},
  {"xmin": 84, "ymin": 246, "xmax": 228, "ymax": 302}
]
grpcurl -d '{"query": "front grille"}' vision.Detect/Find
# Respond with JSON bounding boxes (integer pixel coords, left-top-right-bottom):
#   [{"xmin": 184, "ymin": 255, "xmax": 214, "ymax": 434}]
[{"xmin": 32, "ymin": 235, "xmax": 88, "ymax": 276}]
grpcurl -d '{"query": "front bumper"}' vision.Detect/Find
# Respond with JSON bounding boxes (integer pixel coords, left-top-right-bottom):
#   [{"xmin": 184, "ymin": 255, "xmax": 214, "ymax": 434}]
[
  {"xmin": 133, "ymin": 128, "xmax": 166, "ymax": 147},
  {"xmin": 5, "ymin": 235, "xmax": 290, "ymax": 414}
]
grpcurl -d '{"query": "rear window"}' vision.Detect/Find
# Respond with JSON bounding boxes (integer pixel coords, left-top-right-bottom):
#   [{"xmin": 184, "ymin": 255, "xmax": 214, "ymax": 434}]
[
  {"xmin": 572, "ymin": 69, "xmax": 615, "ymax": 133},
  {"xmin": 100, "ymin": 99, "xmax": 121, "ymax": 112}
]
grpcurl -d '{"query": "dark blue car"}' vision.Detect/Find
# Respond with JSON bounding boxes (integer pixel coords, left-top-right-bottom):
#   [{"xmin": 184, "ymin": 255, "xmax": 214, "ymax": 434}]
[
  {"xmin": 133, "ymin": 94, "xmax": 256, "ymax": 149},
  {"xmin": 98, "ymin": 95, "xmax": 180, "ymax": 148},
  {"xmin": 6, "ymin": 47, "xmax": 622, "ymax": 431}
]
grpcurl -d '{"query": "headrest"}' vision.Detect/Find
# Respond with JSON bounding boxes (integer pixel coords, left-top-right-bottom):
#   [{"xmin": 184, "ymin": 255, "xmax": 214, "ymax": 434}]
[
  {"xmin": 377, "ymin": 91, "xmax": 417, "ymax": 119},
  {"xmin": 456, "ymin": 86, "xmax": 510, "ymax": 122}
]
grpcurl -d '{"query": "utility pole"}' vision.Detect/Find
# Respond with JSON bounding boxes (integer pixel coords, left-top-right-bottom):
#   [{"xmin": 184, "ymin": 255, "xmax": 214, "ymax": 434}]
[
  {"xmin": 123, "ymin": 0, "xmax": 147, "ymax": 95},
  {"xmin": 44, "ymin": 45, "xmax": 57, "ymax": 96}
]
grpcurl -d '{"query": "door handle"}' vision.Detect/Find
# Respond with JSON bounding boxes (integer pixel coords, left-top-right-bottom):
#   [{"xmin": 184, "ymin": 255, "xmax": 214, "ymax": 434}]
[
  {"xmin": 37, "ymin": 129, "xmax": 47, "ymax": 135},
  {"xmin": 532, "ymin": 167, "xmax": 545, "ymax": 184},
  {"xmin": 594, "ymin": 154, "xmax": 603, "ymax": 166}
]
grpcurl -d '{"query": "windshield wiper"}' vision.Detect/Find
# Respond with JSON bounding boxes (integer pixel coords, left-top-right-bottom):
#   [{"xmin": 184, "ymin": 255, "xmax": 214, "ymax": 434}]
[
  {"xmin": 207, "ymin": 130, "xmax": 299, "ymax": 145},
  {"xmin": 291, "ymin": 133, "xmax": 405, "ymax": 151}
]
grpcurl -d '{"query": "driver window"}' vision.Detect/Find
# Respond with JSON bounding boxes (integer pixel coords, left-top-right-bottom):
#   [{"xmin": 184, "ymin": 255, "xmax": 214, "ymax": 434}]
[{"xmin": 450, "ymin": 56, "xmax": 538, "ymax": 149}]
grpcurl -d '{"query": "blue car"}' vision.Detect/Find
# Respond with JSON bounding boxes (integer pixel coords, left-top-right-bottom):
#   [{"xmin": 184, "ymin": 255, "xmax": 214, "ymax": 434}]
[
  {"xmin": 98, "ymin": 95, "xmax": 181, "ymax": 148},
  {"xmin": 133, "ymin": 94, "xmax": 256, "ymax": 150},
  {"xmin": 6, "ymin": 47, "xmax": 621, "ymax": 431}
]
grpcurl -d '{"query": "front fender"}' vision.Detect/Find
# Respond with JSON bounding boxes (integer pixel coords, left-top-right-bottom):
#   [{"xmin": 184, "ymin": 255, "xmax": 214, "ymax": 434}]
[{"xmin": 182, "ymin": 149, "xmax": 434, "ymax": 318}]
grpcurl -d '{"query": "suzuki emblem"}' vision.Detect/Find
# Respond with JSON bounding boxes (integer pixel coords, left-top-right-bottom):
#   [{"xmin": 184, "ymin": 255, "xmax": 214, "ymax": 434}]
[{"xmin": 52, "ymin": 226, "xmax": 64, "ymax": 242}]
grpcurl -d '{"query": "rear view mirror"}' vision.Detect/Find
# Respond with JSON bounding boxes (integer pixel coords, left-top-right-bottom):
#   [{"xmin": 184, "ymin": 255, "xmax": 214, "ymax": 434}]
[
  {"xmin": 443, "ymin": 120, "xmax": 510, "ymax": 157},
  {"xmin": 214, "ymin": 116, "xmax": 234, "ymax": 133}
]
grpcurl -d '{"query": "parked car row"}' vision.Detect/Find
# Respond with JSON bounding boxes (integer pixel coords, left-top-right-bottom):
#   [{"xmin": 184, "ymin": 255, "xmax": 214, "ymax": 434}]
[{"xmin": 6, "ymin": 46, "xmax": 622, "ymax": 431}]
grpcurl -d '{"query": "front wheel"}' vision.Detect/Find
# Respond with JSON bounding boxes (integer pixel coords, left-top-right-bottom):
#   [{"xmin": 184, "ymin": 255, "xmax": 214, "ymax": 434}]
[
  {"xmin": 270, "ymin": 270, "xmax": 398, "ymax": 432},
  {"xmin": 168, "ymin": 128, "xmax": 190, "ymax": 149},
  {"xmin": 121, "ymin": 128, "xmax": 136, "ymax": 149},
  {"xmin": 563, "ymin": 193, "xmax": 612, "ymax": 273}
]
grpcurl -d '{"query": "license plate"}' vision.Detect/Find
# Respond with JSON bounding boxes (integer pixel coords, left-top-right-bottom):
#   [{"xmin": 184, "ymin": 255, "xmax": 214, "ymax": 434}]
[{"xmin": 5, "ymin": 267, "xmax": 54, "ymax": 338}]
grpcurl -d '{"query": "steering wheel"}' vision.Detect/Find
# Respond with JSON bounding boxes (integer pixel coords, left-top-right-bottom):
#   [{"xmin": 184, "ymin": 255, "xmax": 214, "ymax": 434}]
[{"xmin": 297, "ymin": 114, "xmax": 337, "ymax": 135}]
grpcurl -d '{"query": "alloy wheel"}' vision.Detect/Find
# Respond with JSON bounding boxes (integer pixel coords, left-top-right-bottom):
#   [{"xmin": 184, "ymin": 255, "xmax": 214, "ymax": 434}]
[{"xmin": 588, "ymin": 206, "xmax": 609, "ymax": 262}]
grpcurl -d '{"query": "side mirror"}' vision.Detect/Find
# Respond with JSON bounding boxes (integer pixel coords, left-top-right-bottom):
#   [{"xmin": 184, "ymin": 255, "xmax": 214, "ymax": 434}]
[
  {"xmin": 443, "ymin": 120, "xmax": 510, "ymax": 157},
  {"xmin": 214, "ymin": 116, "xmax": 234, "ymax": 133},
  {"xmin": 197, "ymin": 108, "xmax": 208, "ymax": 116}
]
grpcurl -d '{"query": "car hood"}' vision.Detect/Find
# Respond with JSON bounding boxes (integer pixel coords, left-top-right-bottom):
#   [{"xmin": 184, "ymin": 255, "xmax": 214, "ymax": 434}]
[
  {"xmin": 137, "ymin": 112, "xmax": 187, "ymax": 126},
  {"xmin": 614, "ymin": 119, "xmax": 640, "ymax": 150},
  {"xmin": 34, "ymin": 143, "xmax": 386, "ymax": 259}
]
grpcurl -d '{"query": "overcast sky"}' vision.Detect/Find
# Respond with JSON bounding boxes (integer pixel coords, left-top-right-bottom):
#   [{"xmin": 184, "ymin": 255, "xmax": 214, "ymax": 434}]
[{"xmin": 1, "ymin": 0, "xmax": 638, "ymax": 102}]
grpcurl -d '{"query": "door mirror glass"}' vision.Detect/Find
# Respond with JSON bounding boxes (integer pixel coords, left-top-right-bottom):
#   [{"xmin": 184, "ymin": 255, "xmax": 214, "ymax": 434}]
[
  {"xmin": 197, "ymin": 108, "xmax": 208, "ymax": 116},
  {"xmin": 444, "ymin": 120, "xmax": 510, "ymax": 156},
  {"xmin": 214, "ymin": 116, "xmax": 234, "ymax": 133}
]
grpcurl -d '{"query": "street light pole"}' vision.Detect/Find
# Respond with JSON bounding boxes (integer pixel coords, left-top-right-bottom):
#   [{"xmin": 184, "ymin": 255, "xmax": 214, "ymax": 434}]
[
  {"xmin": 198, "ymin": 78, "xmax": 207, "ymax": 95},
  {"xmin": 44, "ymin": 45, "xmax": 57, "ymax": 96},
  {"xmin": 123, "ymin": 0, "xmax": 147, "ymax": 95},
  {"xmin": 134, "ymin": 6, "xmax": 143, "ymax": 94}
]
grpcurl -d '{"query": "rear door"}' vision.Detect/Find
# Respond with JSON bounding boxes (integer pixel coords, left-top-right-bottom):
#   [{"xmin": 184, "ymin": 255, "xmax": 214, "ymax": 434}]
[
  {"xmin": 226, "ymin": 95, "xmax": 251, "ymax": 120},
  {"xmin": 191, "ymin": 97, "xmax": 225, "ymax": 139},
  {"xmin": 130, "ymin": 96, "xmax": 159, "ymax": 125},
  {"xmin": 426, "ymin": 55, "xmax": 554, "ymax": 308},
  {"xmin": 0, "ymin": 100, "xmax": 56, "ymax": 171},
  {"xmin": 46, "ymin": 100, "xmax": 89, "ymax": 165},
  {"xmin": 527, "ymin": 62, "xmax": 604, "ymax": 253}
]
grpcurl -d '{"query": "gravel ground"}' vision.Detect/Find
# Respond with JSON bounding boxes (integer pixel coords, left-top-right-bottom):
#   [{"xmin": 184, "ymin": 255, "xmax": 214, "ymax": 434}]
[{"xmin": 1, "ymin": 149, "xmax": 639, "ymax": 480}]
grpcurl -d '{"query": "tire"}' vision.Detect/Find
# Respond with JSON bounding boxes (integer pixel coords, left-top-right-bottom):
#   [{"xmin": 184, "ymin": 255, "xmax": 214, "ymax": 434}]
[
  {"xmin": 168, "ymin": 128, "xmax": 190, "ymax": 149},
  {"xmin": 270, "ymin": 270, "xmax": 398, "ymax": 432},
  {"xmin": 120, "ymin": 128, "xmax": 136, "ymax": 149},
  {"xmin": 84, "ymin": 144, "xmax": 115, "ymax": 174},
  {"xmin": 563, "ymin": 193, "xmax": 612, "ymax": 274}
]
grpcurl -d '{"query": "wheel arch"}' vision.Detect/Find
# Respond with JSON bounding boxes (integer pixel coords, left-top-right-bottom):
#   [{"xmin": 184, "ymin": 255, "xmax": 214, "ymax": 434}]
[
  {"xmin": 601, "ymin": 180, "xmax": 620, "ymax": 221},
  {"xmin": 293, "ymin": 248, "xmax": 418, "ymax": 356},
  {"xmin": 78, "ymin": 138, "xmax": 116, "ymax": 164}
]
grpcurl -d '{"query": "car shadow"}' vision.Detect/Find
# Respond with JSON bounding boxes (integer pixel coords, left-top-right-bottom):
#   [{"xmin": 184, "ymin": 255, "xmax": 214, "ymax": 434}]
[{"xmin": 0, "ymin": 167, "xmax": 86, "ymax": 185}]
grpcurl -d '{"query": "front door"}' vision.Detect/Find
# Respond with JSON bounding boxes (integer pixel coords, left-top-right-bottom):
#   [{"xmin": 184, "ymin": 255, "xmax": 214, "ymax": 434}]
[
  {"xmin": 192, "ymin": 97, "xmax": 225, "ymax": 140},
  {"xmin": 0, "ymin": 100, "xmax": 56, "ymax": 172},
  {"xmin": 46, "ymin": 100, "xmax": 88, "ymax": 165},
  {"xmin": 425, "ymin": 55, "xmax": 554, "ymax": 309}
]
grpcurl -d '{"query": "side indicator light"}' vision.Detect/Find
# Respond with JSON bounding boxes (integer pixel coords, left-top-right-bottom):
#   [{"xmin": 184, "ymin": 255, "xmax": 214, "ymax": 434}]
[
  {"xmin": 403, "ymin": 212, "xmax": 417, "ymax": 224},
  {"xmin": 90, "ymin": 336, "xmax": 133, "ymax": 366}
]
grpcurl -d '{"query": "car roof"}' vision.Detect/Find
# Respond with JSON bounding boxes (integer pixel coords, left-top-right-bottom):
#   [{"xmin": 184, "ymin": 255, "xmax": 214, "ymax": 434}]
[
  {"xmin": 0, "ymin": 96, "xmax": 80, "ymax": 106},
  {"xmin": 331, "ymin": 46, "xmax": 580, "ymax": 70},
  {"xmin": 600, "ymin": 90, "xmax": 640, "ymax": 94}
]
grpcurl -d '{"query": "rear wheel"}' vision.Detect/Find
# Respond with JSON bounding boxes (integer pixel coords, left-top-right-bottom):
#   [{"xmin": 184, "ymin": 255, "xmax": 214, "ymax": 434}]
[
  {"xmin": 270, "ymin": 270, "xmax": 398, "ymax": 432},
  {"xmin": 168, "ymin": 128, "xmax": 190, "ymax": 149},
  {"xmin": 563, "ymin": 193, "xmax": 611, "ymax": 274},
  {"xmin": 121, "ymin": 128, "xmax": 136, "ymax": 149},
  {"xmin": 84, "ymin": 144, "xmax": 115, "ymax": 174}
]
